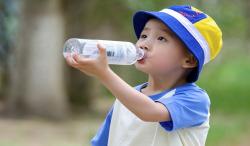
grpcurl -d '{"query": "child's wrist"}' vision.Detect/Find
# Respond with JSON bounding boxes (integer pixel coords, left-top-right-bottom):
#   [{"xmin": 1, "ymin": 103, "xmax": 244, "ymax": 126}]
[{"xmin": 97, "ymin": 67, "xmax": 113, "ymax": 81}]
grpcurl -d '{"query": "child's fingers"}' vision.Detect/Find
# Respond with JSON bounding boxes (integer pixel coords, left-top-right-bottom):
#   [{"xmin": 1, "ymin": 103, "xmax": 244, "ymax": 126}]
[
  {"xmin": 97, "ymin": 43, "xmax": 107, "ymax": 60},
  {"xmin": 97, "ymin": 43, "xmax": 105, "ymax": 50},
  {"xmin": 65, "ymin": 54, "xmax": 78, "ymax": 66},
  {"xmin": 72, "ymin": 53, "xmax": 94, "ymax": 65}
]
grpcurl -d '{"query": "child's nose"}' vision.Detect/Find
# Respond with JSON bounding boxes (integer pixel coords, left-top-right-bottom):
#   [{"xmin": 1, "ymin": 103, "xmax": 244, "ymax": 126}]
[
  {"xmin": 141, "ymin": 46, "xmax": 149, "ymax": 51},
  {"xmin": 137, "ymin": 40, "xmax": 151, "ymax": 51}
]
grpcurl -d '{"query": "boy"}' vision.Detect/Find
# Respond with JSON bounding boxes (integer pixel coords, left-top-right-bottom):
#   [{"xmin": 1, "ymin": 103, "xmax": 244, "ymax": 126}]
[{"xmin": 65, "ymin": 5, "xmax": 222, "ymax": 146}]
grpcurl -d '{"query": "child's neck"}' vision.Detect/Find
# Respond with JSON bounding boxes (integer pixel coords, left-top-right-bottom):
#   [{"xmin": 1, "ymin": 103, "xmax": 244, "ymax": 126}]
[{"xmin": 142, "ymin": 75, "xmax": 187, "ymax": 96}]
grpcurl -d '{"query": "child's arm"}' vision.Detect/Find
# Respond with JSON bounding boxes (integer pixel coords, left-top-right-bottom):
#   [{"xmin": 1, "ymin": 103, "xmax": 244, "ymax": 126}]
[{"xmin": 65, "ymin": 44, "xmax": 170, "ymax": 122}]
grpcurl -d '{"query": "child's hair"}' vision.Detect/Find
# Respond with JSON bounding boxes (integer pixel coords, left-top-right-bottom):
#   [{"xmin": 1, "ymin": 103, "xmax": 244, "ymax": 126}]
[
  {"xmin": 133, "ymin": 5, "xmax": 223, "ymax": 82},
  {"xmin": 185, "ymin": 53, "xmax": 198, "ymax": 83}
]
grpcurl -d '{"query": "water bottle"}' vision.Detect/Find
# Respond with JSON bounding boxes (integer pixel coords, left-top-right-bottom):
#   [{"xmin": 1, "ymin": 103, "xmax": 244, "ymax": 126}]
[{"xmin": 63, "ymin": 38, "xmax": 144, "ymax": 65}]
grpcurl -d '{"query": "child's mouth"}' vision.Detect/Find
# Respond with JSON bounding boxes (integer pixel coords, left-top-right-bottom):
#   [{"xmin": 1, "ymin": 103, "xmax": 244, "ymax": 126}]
[
  {"xmin": 137, "ymin": 52, "xmax": 147, "ymax": 64},
  {"xmin": 137, "ymin": 57, "xmax": 145, "ymax": 64}
]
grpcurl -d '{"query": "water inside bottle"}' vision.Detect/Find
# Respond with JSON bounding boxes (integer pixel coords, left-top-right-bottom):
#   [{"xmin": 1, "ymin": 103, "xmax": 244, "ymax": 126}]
[{"xmin": 63, "ymin": 38, "xmax": 81, "ymax": 58}]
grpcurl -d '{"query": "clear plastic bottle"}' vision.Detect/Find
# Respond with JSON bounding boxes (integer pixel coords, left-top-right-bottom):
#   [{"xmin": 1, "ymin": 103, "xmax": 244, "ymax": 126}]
[{"xmin": 63, "ymin": 38, "xmax": 144, "ymax": 65}]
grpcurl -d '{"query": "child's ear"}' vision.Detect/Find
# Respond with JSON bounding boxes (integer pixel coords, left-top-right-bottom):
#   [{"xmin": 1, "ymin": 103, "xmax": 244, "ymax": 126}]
[{"xmin": 182, "ymin": 54, "xmax": 197, "ymax": 69}]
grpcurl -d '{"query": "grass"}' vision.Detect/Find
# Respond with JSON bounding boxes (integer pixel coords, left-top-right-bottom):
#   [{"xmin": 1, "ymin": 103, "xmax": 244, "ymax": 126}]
[
  {"xmin": 206, "ymin": 113, "xmax": 250, "ymax": 146},
  {"xmin": 0, "ymin": 115, "xmax": 103, "ymax": 146}
]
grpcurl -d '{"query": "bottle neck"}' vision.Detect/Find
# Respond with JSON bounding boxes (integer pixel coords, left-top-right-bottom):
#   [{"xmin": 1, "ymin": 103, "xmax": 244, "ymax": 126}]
[{"xmin": 136, "ymin": 47, "xmax": 144, "ymax": 60}]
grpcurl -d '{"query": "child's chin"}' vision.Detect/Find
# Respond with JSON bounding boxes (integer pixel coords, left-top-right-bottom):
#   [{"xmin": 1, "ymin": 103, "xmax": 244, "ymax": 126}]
[{"xmin": 135, "ymin": 63, "xmax": 149, "ymax": 73}]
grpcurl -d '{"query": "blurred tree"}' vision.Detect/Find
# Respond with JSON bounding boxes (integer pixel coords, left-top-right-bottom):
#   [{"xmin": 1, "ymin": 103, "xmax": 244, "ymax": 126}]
[
  {"xmin": 3, "ymin": 0, "xmax": 138, "ymax": 117},
  {"xmin": 0, "ymin": 0, "xmax": 16, "ymax": 101},
  {"xmin": 0, "ymin": 1, "xmax": 9, "ymax": 67},
  {"xmin": 60, "ymin": 0, "xmax": 136, "ymax": 109},
  {"xmin": 243, "ymin": 0, "xmax": 250, "ymax": 40},
  {"xmin": 0, "ymin": 0, "xmax": 9, "ymax": 99},
  {"xmin": 61, "ymin": 0, "xmax": 99, "ymax": 110},
  {"xmin": 5, "ymin": 0, "xmax": 69, "ymax": 119}
]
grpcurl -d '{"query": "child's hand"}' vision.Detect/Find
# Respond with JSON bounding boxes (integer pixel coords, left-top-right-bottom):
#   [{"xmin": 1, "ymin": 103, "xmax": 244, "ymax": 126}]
[{"xmin": 65, "ymin": 44, "xmax": 110, "ymax": 79}]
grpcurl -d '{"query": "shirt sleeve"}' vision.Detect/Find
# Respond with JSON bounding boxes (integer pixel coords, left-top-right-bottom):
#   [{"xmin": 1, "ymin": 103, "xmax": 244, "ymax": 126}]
[
  {"xmin": 156, "ymin": 90, "xmax": 210, "ymax": 131},
  {"xmin": 91, "ymin": 106, "xmax": 113, "ymax": 146}
]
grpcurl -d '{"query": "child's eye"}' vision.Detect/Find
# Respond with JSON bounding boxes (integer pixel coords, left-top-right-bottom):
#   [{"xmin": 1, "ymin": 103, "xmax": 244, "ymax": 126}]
[
  {"xmin": 158, "ymin": 36, "xmax": 167, "ymax": 42},
  {"xmin": 140, "ymin": 34, "xmax": 147, "ymax": 39}
]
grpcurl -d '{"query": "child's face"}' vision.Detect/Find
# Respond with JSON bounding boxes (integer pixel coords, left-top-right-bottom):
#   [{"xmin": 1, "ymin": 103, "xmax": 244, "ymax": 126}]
[{"xmin": 135, "ymin": 19, "xmax": 189, "ymax": 77}]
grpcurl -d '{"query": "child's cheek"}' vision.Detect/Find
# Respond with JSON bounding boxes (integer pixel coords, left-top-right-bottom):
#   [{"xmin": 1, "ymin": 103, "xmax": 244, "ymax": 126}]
[{"xmin": 152, "ymin": 56, "xmax": 169, "ymax": 69}]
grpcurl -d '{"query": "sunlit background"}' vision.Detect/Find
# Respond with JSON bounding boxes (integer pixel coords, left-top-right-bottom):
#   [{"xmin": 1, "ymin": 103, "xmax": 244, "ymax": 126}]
[{"xmin": 0, "ymin": 0, "xmax": 249, "ymax": 146}]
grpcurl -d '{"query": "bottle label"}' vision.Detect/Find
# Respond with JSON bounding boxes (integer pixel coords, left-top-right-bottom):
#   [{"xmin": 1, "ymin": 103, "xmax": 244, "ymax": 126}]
[{"xmin": 107, "ymin": 51, "xmax": 115, "ymax": 57}]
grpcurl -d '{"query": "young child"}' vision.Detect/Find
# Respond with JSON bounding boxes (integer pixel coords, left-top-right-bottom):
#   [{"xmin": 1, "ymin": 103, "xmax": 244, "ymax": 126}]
[{"xmin": 65, "ymin": 5, "xmax": 222, "ymax": 146}]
